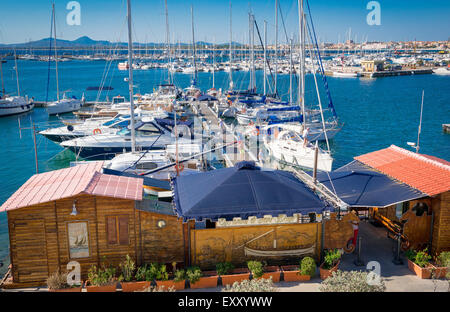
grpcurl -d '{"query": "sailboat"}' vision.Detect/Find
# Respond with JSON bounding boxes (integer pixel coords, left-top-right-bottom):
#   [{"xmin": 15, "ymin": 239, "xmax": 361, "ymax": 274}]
[
  {"xmin": 0, "ymin": 52, "xmax": 34, "ymax": 117},
  {"xmin": 263, "ymin": 0, "xmax": 334, "ymax": 172},
  {"xmin": 46, "ymin": 3, "xmax": 82, "ymax": 115}
]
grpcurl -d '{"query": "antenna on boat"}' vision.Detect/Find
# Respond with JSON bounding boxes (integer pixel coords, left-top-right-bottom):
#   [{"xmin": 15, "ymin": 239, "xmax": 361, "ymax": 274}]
[{"xmin": 407, "ymin": 90, "xmax": 424, "ymax": 153}]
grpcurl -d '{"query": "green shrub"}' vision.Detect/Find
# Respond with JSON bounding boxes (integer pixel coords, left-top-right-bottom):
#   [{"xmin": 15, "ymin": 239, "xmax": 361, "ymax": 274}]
[
  {"xmin": 247, "ymin": 260, "xmax": 264, "ymax": 279},
  {"xmin": 437, "ymin": 251, "xmax": 450, "ymax": 268},
  {"xmin": 222, "ymin": 277, "xmax": 276, "ymax": 292},
  {"xmin": 119, "ymin": 254, "xmax": 136, "ymax": 282},
  {"xmin": 323, "ymin": 249, "xmax": 341, "ymax": 270},
  {"xmin": 405, "ymin": 249, "xmax": 417, "ymax": 262},
  {"xmin": 135, "ymin": 263, "xmax": 168, "ymax": 281},
  {"xmin": 174, "ymin": 269, "xmax": 186, "ymax": 282},
  {"xmin": 216, "ymin": 262, "xmax": 235, "ymax": 276},
  {"xmin": 300, "ymin": 257, "xmax": 316, "ymax": 277},
  {"xmin": 87, "ymin": 264, "xmax": 116, "ymax": 287},
  {"xmin": 415, "ymin": 249, "xmax": 431, "ymax": 268},
  {"xmin": 186, "ymin": 267, "xmax": 202, "ymax": 284},
  {"xmin": 319, "ymin": 270, "xmax": 386, "ymax": 292},
  {"xmin": 47, "ymin": 271, "xmax": 70, "ymax": 290}
]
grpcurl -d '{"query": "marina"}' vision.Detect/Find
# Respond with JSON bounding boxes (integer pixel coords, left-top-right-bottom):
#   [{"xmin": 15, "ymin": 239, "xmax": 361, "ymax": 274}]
[{"xmin": 0, "ymin": 0, "xmax": 449, "ymax": 295}]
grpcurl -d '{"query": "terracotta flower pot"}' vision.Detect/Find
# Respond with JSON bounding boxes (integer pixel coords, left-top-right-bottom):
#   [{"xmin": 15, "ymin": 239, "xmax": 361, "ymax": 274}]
[
  {"xmin": 259, "ymin": 266, "xmax": 281, "ymax": 283},
  {"xmin": 155, "ymin": 279, "xmax": 186, "ymax": 291},
  {"xmin": 220, "ymin": 268, "xmax": 250, "ymax": 286},
  {"xmin": 190, "ymin": 272, "xmax": 219, "ymax": 289},
  {"xmin": 121, "ymin": 281, "xmax": 151, "ymax": 292},
  {"xmin": 281, "ymin": 265, "xmax": 311, "ymax": 282},
  {"xmin": 85, "ymin": 280, "xmax": 117, "ymax": 292},
  {"xmin": 431, "ymin": 265, "xmax": 448, "ymax": 279},
  {"xmin": 407, "ymin": 259, "xmax": 432, "ymax": 279},
  {"xmin": 49, "ymin": 286, "xmax": 83, "ymax": 292},
  {"xmin": 319, "ymin": 260, "xmax": 340, "ymax": 280}
]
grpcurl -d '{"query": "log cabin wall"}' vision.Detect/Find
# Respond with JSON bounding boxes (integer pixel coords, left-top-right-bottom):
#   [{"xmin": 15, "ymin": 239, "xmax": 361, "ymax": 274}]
[
  {"xmin": 432, "ymin": 191, "xmax": 450, "ymax": 254},
  {"xmin": 136, "ymin": 210, "xmax": 186, "ymax": 266},
  {"xmin": 7, "ymin": 194, "xmax": 138, "ymax": 285},
  {"xmin": 189, "ymin": 222, "xmax": 322, "ymax": 270}
]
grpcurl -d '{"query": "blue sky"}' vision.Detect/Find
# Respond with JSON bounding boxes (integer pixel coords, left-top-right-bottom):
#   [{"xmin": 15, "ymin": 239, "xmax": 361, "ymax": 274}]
[{"xmin": 0, "ymin": 0, "xmax": 449, "ymax": 44}]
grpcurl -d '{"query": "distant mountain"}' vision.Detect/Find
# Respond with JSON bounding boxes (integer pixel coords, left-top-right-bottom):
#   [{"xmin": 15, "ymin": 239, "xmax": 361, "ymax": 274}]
[{"xmin": 0, "ymin": 36, "xmax": 242, "ymax": 49}]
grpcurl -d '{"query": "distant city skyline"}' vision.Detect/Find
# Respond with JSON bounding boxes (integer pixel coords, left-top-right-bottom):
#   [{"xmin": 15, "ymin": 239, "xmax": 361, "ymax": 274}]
[{"xmin": 0, "ymin": 0, "xmax": 449, "ymax": 45}]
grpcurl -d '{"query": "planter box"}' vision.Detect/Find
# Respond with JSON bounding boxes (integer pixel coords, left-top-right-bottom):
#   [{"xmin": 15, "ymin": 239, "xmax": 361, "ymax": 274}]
[
  {"xmin": 121, "ymin": 281, "xmax": 151, "ymax": 292},
  {"xmin": 319, "ymin": 260, "xmax": 340, "ymax": 280},
  {"xmin": 85, "ymin": 281, "xmax": 117, "ymax": 292},
  {"xmin": 260, "ymin": 266, "xmax": 281, "ymax": 283},
  {"xmin": 281, "ymin": 265, "xmax": 311, "ymax": 282},
  {"xmin": 49, "ymin": 286, "xmax": 83, "ymax": 292},
  {"xmin": 431, "ymin": 265, "xmax": 448, "ymax": 279},
  {"xmin": 407, "ymin": 259, "xmax": 432, "ymax": 279},
  {"xmin": 220, "ymin": 268, "xmax": 250, "ymax": 286},
  {"xmin": 190, "ymin": 271, "xmax": 218, "ymax": 289},
  {"xmin": 155, "ymin": 280, "xmax": 186, "ymax": 291}
]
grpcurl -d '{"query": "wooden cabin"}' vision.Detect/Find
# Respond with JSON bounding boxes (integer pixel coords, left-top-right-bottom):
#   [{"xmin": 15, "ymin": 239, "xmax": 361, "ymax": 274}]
[
  {"xmin": 355, "ymin": 145, "xmax": 450, "ymax": 255},
  {"xmin": 0, "ymin": 162, "xmax": 189, "ymax": 288}
]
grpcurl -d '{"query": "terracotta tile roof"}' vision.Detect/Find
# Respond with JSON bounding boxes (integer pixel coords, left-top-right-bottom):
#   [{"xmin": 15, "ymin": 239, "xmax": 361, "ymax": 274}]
[
  {"xmin": 0, "ymin": 162, "xmax": 143, "ymax": 212},
  {"xmin": 355, "ymin": 145, "xmax": 450, "ymax": 196}
]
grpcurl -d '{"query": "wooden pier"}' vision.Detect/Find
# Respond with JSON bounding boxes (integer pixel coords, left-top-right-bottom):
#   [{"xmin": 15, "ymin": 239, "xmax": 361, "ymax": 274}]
[{"xmin": 191, "ymin": 101, "xmax": 259, "ymax": 167}]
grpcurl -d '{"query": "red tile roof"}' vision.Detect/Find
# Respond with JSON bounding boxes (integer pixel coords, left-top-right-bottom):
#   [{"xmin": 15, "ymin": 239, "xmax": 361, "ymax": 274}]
[
  {"xmin": 0, "ymin": 162, "xmax": 143, "ymax": 212},
  {"xmin": 355, "ymin": 145, "xmax": 450, "ymax": 196}
]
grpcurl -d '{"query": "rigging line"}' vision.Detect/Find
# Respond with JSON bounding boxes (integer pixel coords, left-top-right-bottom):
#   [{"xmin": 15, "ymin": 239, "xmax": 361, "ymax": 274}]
[
  {"xmin": 121, "ymin": 132, "xmax": 163, "ymax": 173},
  {"xmin": 45, "ymin": 9, "xmax": 54, "ymax": 105},
  {"xmin": 253, "ymin": 19, "xmax": 277, "ymax": 97}
]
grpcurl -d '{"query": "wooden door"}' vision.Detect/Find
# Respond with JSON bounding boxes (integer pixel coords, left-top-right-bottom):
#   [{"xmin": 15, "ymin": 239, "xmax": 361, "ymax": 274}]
[{"xmin": 12, "ymin": 219, "xmax": 48, "ymax": 283}]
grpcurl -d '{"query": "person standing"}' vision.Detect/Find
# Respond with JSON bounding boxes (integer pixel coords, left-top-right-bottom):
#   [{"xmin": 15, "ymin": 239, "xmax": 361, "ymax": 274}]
[{"xmin": 302, "ymin": 127, "xmax": 310, "ymax": 147}]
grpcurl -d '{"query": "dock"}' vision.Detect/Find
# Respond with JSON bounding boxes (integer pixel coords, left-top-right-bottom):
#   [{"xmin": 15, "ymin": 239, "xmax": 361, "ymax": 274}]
[
  {"xmin": 191, "ymin": 101, "xmax": 259, "ymax": 167},
  {"xmin": 32, "ymin": 101, "xmax": 107, "ymax": 108}
]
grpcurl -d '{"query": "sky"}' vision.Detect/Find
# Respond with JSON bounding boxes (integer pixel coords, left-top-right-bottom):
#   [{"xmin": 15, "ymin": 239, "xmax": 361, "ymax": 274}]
[{"xmin": 0, "ymin": 0, "xmax": 449, "ymax": 44}]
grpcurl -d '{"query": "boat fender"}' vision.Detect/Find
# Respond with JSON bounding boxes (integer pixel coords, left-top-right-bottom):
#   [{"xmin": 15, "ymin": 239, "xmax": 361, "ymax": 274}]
[
  {"xmin": 67, "ymin": 125, "xmax": 74, "ymax": 132},
  {"xmin": 176, "ymin": 164, "xmax": 184, "ymax": 172},
  {"xmin": 93, "ymin": 128, "xmax": 102, "ymax": 135}
]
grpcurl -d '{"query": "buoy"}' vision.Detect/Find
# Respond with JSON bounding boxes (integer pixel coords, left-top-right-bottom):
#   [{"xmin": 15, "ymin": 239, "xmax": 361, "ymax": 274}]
[{"xmin": 93, "ymin": 128, "xmax": 102, "ymax": 135}]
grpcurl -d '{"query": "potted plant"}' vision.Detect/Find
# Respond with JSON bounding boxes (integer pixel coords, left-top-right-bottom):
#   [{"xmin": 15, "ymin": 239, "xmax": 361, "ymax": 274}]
[
  {"xmin": 119, "ymin": 255, "xmax": 152, "ymax": 292},
  {"xmin": 85, "ymin": 264, "xmax": 118, "ymax": 292},
  {"xmin": 247, "ymin": 261, "xmax": 281, "ymax": 283},
  {"xmin": 281, "ymin": 257, "xmax": 316, "ymax": 282},
  {"xmin": 319, "ymin": 249, "xmax": 341, "ymax": 280},
  {"xmin": 47, "ymin": 271, "xmax": 82, "ymax": 292},
  {"xmin": 187, "ymin": 266, "xmax": 218, "ymax": 289},
  {"xmin": 406, "ymin": 249, "xmax": 433, "ymax": 279},
  {"xmin": 432, "ymin": 251, "xmax": 450, "ymax": 279},
  {"xmin": 154, "ymin": 263, "xmax": 185, "ymax": 291},
  {"xmin": 217, "ymin": 262, "xmax": 250, "ymax": 286}
]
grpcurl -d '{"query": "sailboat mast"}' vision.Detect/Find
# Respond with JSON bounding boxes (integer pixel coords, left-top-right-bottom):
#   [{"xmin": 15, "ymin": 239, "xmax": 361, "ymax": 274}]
[
  {"xmin": 52, "ymin": 3, "xmax": 60, "ymax": 102},
  {"xmin": 298, "ymin": 0, "xmax": 305, "ymax": 122},
  {"xmin": 416, "ymin": 90, "xmax": 424, "ymax": 153},
  {"xmin": 13, "ymin": 49, "xmax": 20, "ymax": 97},
  {"xmin": 127, "ymin": 0, "xmax": 136, "ymax": 153},
  {"xmin": 229, "ymin": 1, "xmax": 233, "ymax": 89},
  {"xmin": 263, "ymin": 20, "xmax": 267, "ymax": 96},
  {"xmin": 0, "ymin": 57, "xmax": 5, "ymax": 97},
  {"xmin": 165, "ymin": 0, "xmax": 172, "ymax": 84},
  {"xmin": 191, "ymin": 5, "xmax": 197, "ymax": 85},
  {"xmin": 275, "ymin": 0, "xmax": 278, "ymax": 93},
  {"xmin": 289, "ymin": 38, "xmax": 293, "ymax": 104},
  {"xmin": 212, "ymin": 37, "xmax": 215, "ymax": 89}
]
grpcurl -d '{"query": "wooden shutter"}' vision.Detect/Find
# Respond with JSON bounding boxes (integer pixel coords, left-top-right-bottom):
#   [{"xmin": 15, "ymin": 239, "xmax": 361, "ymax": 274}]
[
  {"xmin": 118, "ymin": 216, "xmax": 129, "ymax": 245},
  {"xmin": 106, "ymin": 216, "xmax": 118, "ymax": 245}
]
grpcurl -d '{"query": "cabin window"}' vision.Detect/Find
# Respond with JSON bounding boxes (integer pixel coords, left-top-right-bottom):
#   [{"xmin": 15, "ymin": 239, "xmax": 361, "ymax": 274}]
[{"xmin": 106, "ymin": 216, "xmax": 129, "ymax": 246}]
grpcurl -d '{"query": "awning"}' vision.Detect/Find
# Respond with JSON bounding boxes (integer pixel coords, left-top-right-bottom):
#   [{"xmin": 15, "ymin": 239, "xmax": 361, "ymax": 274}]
[
  {"xmin": 103, "ymin": 168, "xmax": 171, "ymax": 191},
  {"xmin": 172, "ymin": 161, "xmax": 330, "ymax": 221},
  {"xmin": 310, "ymin": 160, "xmax": 426, "ymax": 208}
]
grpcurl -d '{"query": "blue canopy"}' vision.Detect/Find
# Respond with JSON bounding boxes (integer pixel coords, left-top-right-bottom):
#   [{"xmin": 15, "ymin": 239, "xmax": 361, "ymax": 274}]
[
  {"xmin": 172, "ymin": 161, "xmax": 330, "ymax": 221},
  {"xmin": 103, "ymin": 168, "xmax": 171, "ymax": 190},
  {"xmin": 197, "ymin": 94, "xmax": 218, "ymax": 101},
  {"xmin": 311, "ymin": 160, "xmax": 426, "ymax": 208}
]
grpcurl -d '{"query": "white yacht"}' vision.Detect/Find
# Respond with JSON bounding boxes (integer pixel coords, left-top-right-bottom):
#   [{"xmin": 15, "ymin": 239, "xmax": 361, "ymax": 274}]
[
  {"xmin": 0, "ymin": 96, "xmax": 34, "ymax": 117},
  {"xmin": 47, "ymin": 94, "xmax": 83, "ymax": 115}
]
